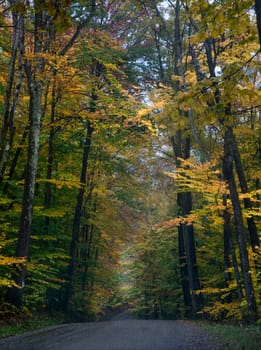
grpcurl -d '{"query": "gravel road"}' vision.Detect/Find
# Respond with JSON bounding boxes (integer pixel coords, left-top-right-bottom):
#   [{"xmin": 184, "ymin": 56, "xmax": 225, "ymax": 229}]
[{"xmin": 0, "ymin": 319, "xmax": 221, "ymax": 350}]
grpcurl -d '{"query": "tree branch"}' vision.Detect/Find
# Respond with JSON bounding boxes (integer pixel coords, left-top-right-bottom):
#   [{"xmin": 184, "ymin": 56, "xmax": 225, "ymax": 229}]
[{"xmin": 59, "ymin": 0, "xmax": 96, "ymax": 56}]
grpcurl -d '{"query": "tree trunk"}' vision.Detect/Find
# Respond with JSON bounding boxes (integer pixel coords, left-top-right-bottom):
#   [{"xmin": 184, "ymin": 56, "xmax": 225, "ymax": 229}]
[
  {"xmin": 231, "ymin": 136, "xmax": 259, "ymax": 252},
  {"xmin": 178, "ymin": 191, "xmax": 203, "ymax": 316},
  {"xmin": 44, "ymin": 74, "xmax": 57, "ymax": 233},
  {"xmin": 6, "ymin": 67, "xmax": 43, "ymax": 307},
  {"xmin": 170, "ymin": 134, "xmax": 203, "ymax": 317},
  {"xmin": 81, "ymin": 222, "xmax": 95, "ymax": 291},
  {"xmin": 177, "ymin": 222, "xmax": 192, "ymax": 317},
  {"xmin": 5, "ymin": 0, "xmax": 97, "ymax": 308},
  {"xmin": 223, "ymin": 194, "xmax": 243, "ymax": 301},
  {"xmin": 223, "ymin": 127, "xmax": 258, "ymax": 321},
  {"xmin": 6, "ymin": 8, "xmax": 44, "ymax": 307},
  {"xmin": 0, "ymin": 1, "xmax": 24, "ymax": 183},
  {"xmin": 223, "ymin": 195, "xmax": 231, "ymax": 288},
  {"xmin": 255, "ymin": 0, "xmax": 261, "ymax": 49},
  {"xmin": 64, "ymin": 121, "xmax": 94, "ymax": 311},
  {"xmin": 229, "ymin": 234, "xmax": 244, "ymax": 301},
  {"xmin": 170, "ymin": 134, "xmax": 192, "ymax": 315},
  {"xmin": 169, "ymin": 0, "xmax": 203, "ymax": 317},
  {"xmin": 187, "ymin": 0, "xmax": 258, "ymax": 317},
  {"xmin": 3, "ymin": 126, "xmax": 29, "ymax": 194},
  {"xmin": 172, "ymin": 1, "xmax": 192, "ymax": 316}
]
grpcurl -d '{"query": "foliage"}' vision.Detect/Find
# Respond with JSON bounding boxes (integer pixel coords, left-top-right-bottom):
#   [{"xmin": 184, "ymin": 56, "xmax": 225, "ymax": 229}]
[
  {"xmin": 202, "ymin": 322, "xmax": 261, "ymax": 350},
  {"xmin": 127, "ymin": 228, "xmax": 183, "ymax": 319},
  {"xmin": 0, "ymin": 311, "xmax": 66, "ymax": 339}
]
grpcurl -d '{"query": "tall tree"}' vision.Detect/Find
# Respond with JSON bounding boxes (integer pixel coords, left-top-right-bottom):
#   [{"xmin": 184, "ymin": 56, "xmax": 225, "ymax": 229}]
[
  {"xmin": 223, "ymin": 126, "xmax": 257, "ymax": 320},
  {"xmin": 0, "ymin": 0, "xmax": 24, "ymax": 182},
  {"xmin": 65, "ymin": 119, "xmax": 94, "ymax": 310},
  {"xmin": 6, "ymin": 2, "xmax": 46, "ymax": 306},
  {"xmin": 6, "ymin": 0, "xmax": 96, "ymax": 307},
  {"xmin": 185, "ymin": 0, "xmax": 259, "ymax": 320}
]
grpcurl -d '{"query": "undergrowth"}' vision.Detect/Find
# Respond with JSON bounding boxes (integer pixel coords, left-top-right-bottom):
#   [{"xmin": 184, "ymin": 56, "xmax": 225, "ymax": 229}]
[
  {"xmin": 202, "ymin": 322, "xmax": 261, "ymax": 350},
  {"xmin": 0, "ymin": 313, "xmax": 66, "ymax": 339}
]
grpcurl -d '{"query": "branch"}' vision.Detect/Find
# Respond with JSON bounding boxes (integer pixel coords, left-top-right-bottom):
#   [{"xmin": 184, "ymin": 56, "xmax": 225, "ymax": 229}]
[{"xmin": 59, "ymin": 0, "xmax": 96, "ymax": 56}]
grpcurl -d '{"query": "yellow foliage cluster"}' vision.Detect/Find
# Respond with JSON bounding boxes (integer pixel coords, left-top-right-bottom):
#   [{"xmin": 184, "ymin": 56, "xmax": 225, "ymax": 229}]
[
  {"xmin": 0, "ymin": 256, "xmax": 25, "ymax": 266},
  {"xmin": 200, "ymin": 301, "xmax": 242, "ymax": 321}
]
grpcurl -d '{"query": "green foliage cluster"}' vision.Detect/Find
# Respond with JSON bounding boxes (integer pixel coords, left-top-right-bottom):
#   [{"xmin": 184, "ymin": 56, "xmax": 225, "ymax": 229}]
[
  {"xmin": 0, "ymin": 310, "xmax": 66, "ymax": 339},
  {"xmin": 127, "ymin": 229, "xmax": 182, "ymax": 319},
  {"xmin": 202, "ymin": 322, "xmax": 261, "ymax": 350}
]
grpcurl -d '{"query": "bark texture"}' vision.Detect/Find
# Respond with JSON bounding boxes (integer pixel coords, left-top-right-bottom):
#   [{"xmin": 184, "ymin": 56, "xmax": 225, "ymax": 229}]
[
  {"xmin": 6, "ymin": 6, "xmax": 44, "ymax": 307},
  {"xmin": 0, "ymin": 0, "xmax": 24, "ymax": 182},
  {"xmin": 223, "ymin": 127, "xmax": 258, "ymax": 321},
  {"xmin": 64, "ymin": 121, "xmax": 94, "ymax": 310},
  {"xmin": 255, "ymin": 0, "xmax": 261, "ymax": 49}
]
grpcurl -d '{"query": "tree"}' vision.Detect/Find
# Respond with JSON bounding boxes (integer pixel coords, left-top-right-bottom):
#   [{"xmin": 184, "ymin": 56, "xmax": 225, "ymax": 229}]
[
  {"xmin": 6, "ymin": 0, "xmax": 96, "ymax": 308},
  {"xmin": 255, "ymin": 0, "xmax": 261, "ymax": 48},
  {"xmin": 126, "ymin": 0, "xmax": 260, "ymax": 320},
  {"xmin": 6, "ymin": 1, "xmax": 47, "ymax": 307},
  {"xmin": 181, "ymin": 0, "xmax": 259, "ymax": 320},
  {"xmin": 0, "ymin": 0, "xmax": 25, "ymax": 183},
  {"xmin": 128, "ymin": 0, "xmax": 204, "ymax": 317}
]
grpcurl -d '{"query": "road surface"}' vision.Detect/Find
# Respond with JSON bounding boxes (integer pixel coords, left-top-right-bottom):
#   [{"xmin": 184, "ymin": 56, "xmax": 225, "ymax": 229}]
[{"xmin": 0, "ymin": 319, "xmax": 221, "ymax": 350}]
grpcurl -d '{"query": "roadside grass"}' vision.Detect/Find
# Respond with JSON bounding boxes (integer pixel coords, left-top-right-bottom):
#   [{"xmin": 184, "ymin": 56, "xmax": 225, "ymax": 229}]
[
  {"xmin": 0, "ymin": 313, "xmax": 66, "ymax": 339},
  {"xmin": 202, "ymin": 322, "xmax": 261, "ymax": 350}
]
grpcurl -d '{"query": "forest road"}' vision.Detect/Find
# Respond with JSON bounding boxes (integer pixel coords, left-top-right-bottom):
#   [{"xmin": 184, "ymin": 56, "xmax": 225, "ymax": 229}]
[{"xmin": 0, "ymin": 318, "xmax": 221, "ymax": 350}]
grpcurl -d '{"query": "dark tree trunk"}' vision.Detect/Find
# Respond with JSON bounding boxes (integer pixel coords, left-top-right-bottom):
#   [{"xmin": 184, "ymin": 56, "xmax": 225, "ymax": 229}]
[
  {"xmin": 170, "ymin": 133, "xmax": 203, "ymax": 317},
  {"xmin": 81, "ymin": 224, "xmax": 89, "ymax": 291},
  {"xmin": 178, "ymin": 191, "xmax": 203, "ymax": 316},
  {"xmin": 170, "ymin": 134, "xmax": 192, "ymax": 316},
  {"xmin": 168, "ymin": 0, "xmax": 203, "ymax": 317},
  {"xmin": 3, "ymin": 127, "xmax": 29, "ymax": 194},
  {"xmin": 0, "ymin": 1, "xmax": 24, "ymax": 183},
  {"xmin": 223, "ymin": 194, "xmax": 243, "ymax": 301},
  {"xmin": 223, "ymin": 127, "xmax": 258, "ymax": 321},
  {"xmin": 172, "ymin": 1, "xmax": 193, "ymax": 316},
  {"xmin": 64, "ymin": 121, "xmax": 94, "ymax": 311},
  {"xmin": 178, "ymin": 220, "xmax": 192, "ymax": 316},
  {"xmin": 6, "ymin": 8, "xmax": 44, "ymax": 307},
  {"xmin": 6, "ymin": 67, "xmax": 43, "ymax": 307},
  {"xmin": 231, "ymin": 137, "xmax": 259, "ymax": 252},
  {"xmin": 229, "ymin": 234, "xmax": 244, "ymax": 301},
  {"xmin": 81, "ymin": 223, "xmax": 95, "ymax": 291},
  {"xmin": 44, "ymin": 74, "xmax": 57, "ymax": 233},
  {"xmin": 223, "ymin": 195, "xmax": 231, "ymax": 288},
  {"xmin": 255, "ymin": 0, "xmax": 261, "ymax": 49},
  {"xmin": 187, "ymin": 0, "xmax": 257, "ymax": 317}
]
